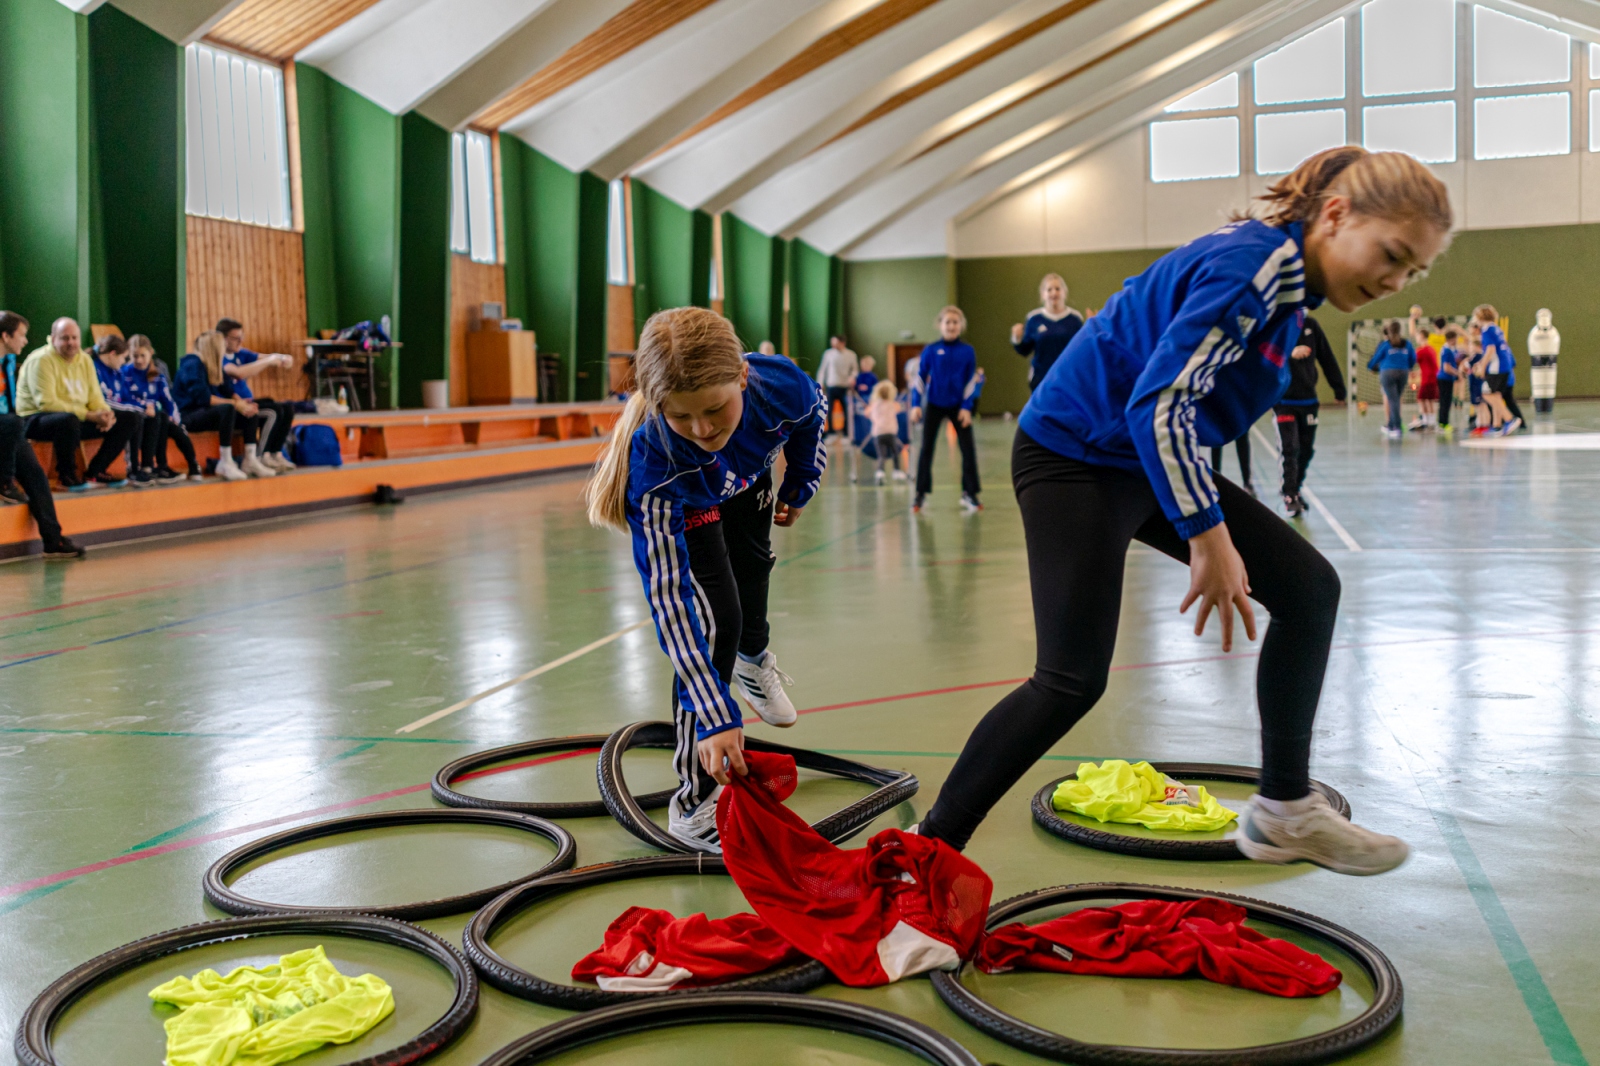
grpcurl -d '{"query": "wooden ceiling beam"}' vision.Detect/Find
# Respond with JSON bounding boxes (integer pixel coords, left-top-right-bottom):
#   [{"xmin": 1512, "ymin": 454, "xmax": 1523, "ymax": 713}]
[{"xmin": 206, "ymin": 0, "xmax": 386, "ymax": 61}]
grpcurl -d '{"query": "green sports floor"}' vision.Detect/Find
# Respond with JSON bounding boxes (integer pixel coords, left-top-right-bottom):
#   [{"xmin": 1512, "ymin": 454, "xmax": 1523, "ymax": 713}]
[{"xmin": 3, "ymin": 406, "xmax": 1598, "ymax": 1065}]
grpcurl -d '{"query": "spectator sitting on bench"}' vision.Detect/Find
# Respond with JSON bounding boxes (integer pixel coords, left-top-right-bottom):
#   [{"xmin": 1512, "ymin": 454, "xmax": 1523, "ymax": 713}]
[
  {"xmin": 91, "ymin": 334, "xmax": 151, "ymax": 487},
  {"xmin": 174, "ymin": 330, "xmax": 273, "ymax": 481},
  {"xmin": 123, "ymin": 334, "xmax": 200, "ymax": 483},
  {"xmin": 217, "ymin": 318, "xmax": 296, "ymax": 471},
  {"xmin": 17, "ymin": 318, "xmax": 137, "ymax": 490},
  {"xmin": 0, "ymin": 310, "xmax": 84, "ymax": 558}
]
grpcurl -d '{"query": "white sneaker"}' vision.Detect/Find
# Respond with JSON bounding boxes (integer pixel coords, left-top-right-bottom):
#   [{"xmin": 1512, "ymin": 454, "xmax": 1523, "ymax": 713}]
[
  {"xmin": 667, "ymin": 787, "xmax": 724, "ymax": 854},
  {"xmin": 264, "ymin": 451, "xmax": 295, "ymax": 471},
  {"xmin": 1236, "ymin": 793, "xmax": 1409, "ymax": 876},
  {"xmin": 874, "ymin": 469, "xmax": 886, "ymax": 485},
  {"xmin": 240, "ymin": 453, "xmax": 277, "ymax": 478},
  {"xmin": 892, "ymin": 470, "xmax": 907, "ymax": 482},
  {"xmin": 733, "ymin": 650, "xmax": 797, "ymax": 726},
  {"xmin": 215, "ymin": 458, "xmax": 247, "ymax": 482}
]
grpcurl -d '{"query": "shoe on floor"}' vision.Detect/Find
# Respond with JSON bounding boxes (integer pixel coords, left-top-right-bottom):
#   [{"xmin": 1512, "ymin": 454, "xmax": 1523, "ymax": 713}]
[
  {"xmin": 1236, "ymin": 792, "xmax": 1409, "ymax": 876},
  {"xmin": 264, "ymin": 451, "xmax": 296, "ymax": 471},
  {"xmin": 912, "ymin": 493, "xmax": 926, "ymax": 513},
  {"xmin": 1503, "ymin": 417, "xmax": 1522, "ymax": 435},
  {"xmin": 188, "ymin": 469, "xmax": 207, "ymax": 481},
  {"xmin": 215, "ymin": 458, "xmax": 248, "ymax": 482},
  {"xmin": 1284, "ymin": 494, "xmax": 1305, "ymax": 518},
  {"xmin": 959, "ymin": 493, "xmax": 982, "ymax": 514},
  {"xmin": 42, "ymin": 536, "xmax": 86, "ymax": 560},
  {"xmin": 667, "ymin": 787, "xmax": 724, "ymax": 854},
  {"xmin": 129, "ymin": 469, "xmax": 154, "ymax": 487},
  {"xmin": 240, "ymin": 453, "xmax": 276, "ymax": 478},
  {"xmin": 892, "ymin": 470, "xmax": 907, "ymax": 482},
  {"xmin": 874, "ymin": 469, "xmax": 886, "ymax": 485},
  {"xmin": 153, "ymin": 467, "xmax": 185, "ymax": 485},
  {"xmin": 89, "ymin": 472, "xmax": 127, "ymax": 488},
  {"xmin": 733, "ymin": 650, "xmax": 797, "ymax": 727}
]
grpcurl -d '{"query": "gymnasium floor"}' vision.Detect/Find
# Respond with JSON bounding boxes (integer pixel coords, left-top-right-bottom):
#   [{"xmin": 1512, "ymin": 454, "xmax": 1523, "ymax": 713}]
[{"xmin": 3, "ymin": 405, "xmax": 1597, "ymax": 1065}]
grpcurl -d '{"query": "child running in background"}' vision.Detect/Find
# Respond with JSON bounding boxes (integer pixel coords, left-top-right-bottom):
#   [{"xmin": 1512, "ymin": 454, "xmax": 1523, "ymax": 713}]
[
  {"xmin": 911, "ymin": 306, "xmax": 981, "ymax": 514},
  {"xmin": 1465, "ymin": 322, "xmax": 1488, "ymax": 433},
  {"xmin": 865, "ymin": 380, "xmax": 905, "ymax": 484},
  {"xmin": 585, "ymin": 307, "xmax": 825, "ymax": 853},
  {"xmin": 122, "ymin": 335, "xmax": 200, "ymax": 482},
  {"xmin": 1408, "ymin": 331, "xmax": 1438, "ymax": 432},
  {"xmin": 1435, "ymin": 325, "xmax": 1462, "ymax": 436},
  {"xmin": 1209, "ymin": 439, "xmax": 1255, "ymax": 498},
  {"xmin": 1275, "ymin": 313, "xmax": 1345, "ymax": 517}
]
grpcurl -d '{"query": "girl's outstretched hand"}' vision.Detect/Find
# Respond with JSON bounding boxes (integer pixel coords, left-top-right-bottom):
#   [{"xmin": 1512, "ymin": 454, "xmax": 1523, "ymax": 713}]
[
  {"xmin": 698, "ymin": 727, "xmax": 747, "ymax": 785},
  {"xmin": 1181, "ymin": 522, "xmax": 1256, "ymax": 652}
]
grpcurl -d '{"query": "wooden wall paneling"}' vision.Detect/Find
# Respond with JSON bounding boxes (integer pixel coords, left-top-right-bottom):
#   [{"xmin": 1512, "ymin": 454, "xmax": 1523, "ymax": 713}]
[
  {"xmin": 185, "ymin": 215, "xmax": 310, "ymax": 400},
  {"xmin": 207, "ymin": 0, "xmax": 387, "ymax": 61},
  {"xmin": 449, "ymin": 254, "xmax": 509, "ymax": 407}
]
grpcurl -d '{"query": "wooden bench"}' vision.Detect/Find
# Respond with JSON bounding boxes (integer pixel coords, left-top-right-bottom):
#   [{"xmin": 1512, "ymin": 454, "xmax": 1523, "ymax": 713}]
[{"xmin": 298, "ymin": 402, "xmax": 624, "ymax": 462}]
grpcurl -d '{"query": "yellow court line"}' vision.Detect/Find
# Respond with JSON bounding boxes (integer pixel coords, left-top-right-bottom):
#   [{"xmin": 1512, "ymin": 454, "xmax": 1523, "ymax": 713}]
[{"xmin": 395, "ymin": 619, "xmax": 651, "ymax": 734}]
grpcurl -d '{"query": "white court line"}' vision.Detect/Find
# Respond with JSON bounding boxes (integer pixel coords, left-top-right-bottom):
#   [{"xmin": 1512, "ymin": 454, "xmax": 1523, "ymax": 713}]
[
  {"xmin": 396, "ymin": 620, "xmax": 651, "ymax": 734},
  {"xmin": 1249, "ymin": 426, "xmax": 1363, "ymax": 553}
]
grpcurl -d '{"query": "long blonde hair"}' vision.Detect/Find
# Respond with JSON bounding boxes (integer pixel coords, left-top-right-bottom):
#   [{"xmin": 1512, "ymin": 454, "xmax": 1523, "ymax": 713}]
[
  {"xmin": 585, "ymin": 307, "xmax": 746, "ymax": 530},
  {"xmin": 195, "ymin": 330, "xmax": 225, "ymax": 386},
  {"xmin": 1244, "ymin": 146, "xmax": 1453, "ymax": 234}
]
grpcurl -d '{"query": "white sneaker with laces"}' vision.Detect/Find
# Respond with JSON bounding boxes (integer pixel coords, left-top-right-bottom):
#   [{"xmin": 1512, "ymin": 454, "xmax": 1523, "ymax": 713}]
[
  {"xmin": 215, "ymin": 457, "xmax": 248, "ymax": 482},
  {"xmin": 264, "ymin": 451, "xmax": 296, "ymax": 471},
  {"xmin": 240, "ymin": 452, "xmax": 277, "ymax": 478},
  {"xmin": 1236, "ymin": 792, "xmax": 1409, "ymax": 875},
  {"xmin": 667, "ymin": 786, "xmax": 724, "ymax": 854},
  {"xmin": 733, "ymin": 650, "xmax": 797, "ymax": 726}
]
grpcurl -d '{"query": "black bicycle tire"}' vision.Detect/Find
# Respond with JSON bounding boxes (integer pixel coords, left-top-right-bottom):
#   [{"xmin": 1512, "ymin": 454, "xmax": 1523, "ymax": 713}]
[
  {"xmin": 14, "ymin": 913, "xmax": 477, "ymax": 1066},
  {"xmin": 597, "ymin": 720, "xmax": 919, "ymax": 853},
  {"xmin": 462, "ymin": 853, "xmax": 830, "ymax": 1008},
  {"xmin": 477, "ymin": 991, "xmax": 982, "ymax": 1066},
  {"xmin": 1031, "ymin": 763, "xmax": 1351, "ymax": 861},
  {"xmin": 929, "ymin": 881, "xmax": 1402, "ymax": 1066},
  {"xmin": 203, "ymin": 808, "xmax": 576, "ymax": 920},
  {"xmin": 431, "ymin": 734, "xmax": 674, "ymax": 817}
]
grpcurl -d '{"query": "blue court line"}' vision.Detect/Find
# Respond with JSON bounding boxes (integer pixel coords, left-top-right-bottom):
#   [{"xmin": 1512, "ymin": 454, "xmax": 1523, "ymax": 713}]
[
  {"xmin": 0, "ymin": 558, "xmax": 445, "ymax": 671},
  {"xmin": 776, "ymin": 511, "xmax": 903, "ymax": 567},
  {"xmin": 0, "ymin": 610, "xmax": 121, "ymax": 641}
]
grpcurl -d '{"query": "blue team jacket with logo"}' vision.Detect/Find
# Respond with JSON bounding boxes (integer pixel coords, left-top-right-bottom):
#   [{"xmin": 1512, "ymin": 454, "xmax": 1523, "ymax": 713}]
[
  {"xmin": 627, "ymin": 355, "xmax": 826, "ymax": 738},
  {"xmin": 1020, "ymin": 219, "xmax": 1319, "ymax": 539}
]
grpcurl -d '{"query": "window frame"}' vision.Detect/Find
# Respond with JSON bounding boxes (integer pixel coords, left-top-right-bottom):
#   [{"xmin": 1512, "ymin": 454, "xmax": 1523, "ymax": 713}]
[
  {"xmin": 184, "ymin": 41, "xmax": 294, "ymax": 231},
  {"xmin": 450, "ymin": 129, "xmax": 499, "ymax": 265}
]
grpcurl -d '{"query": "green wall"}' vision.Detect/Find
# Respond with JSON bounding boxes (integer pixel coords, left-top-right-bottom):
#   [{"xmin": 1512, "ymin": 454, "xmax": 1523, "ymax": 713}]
[
  {"xmin": 88, "ymin": 5, "xmax": 185, "ymax": 361},
  {"xmin": 0, "ymin": 0, "xmax": 90, "ymax": 327},
  {"xmin": 501, "ymin": 137, "xmax": 607, "ymax": 401},
  {"xmin": 787, "ymin": 239, "xmax": 841, "ymax": 374},
  {"xmin": 631, "ymin": 180, "xmax": 711, "ymax": 331},
  {"xmin": 721, "ymin": 213, "xmax": 784, "ymax": 351},
  {"xmin": 395, "ymin": 112, "xmax": 451, "ymax": 409},
  {"xmin": 842, "ymin": 256, "xmax": 953, "ymax": 372}
]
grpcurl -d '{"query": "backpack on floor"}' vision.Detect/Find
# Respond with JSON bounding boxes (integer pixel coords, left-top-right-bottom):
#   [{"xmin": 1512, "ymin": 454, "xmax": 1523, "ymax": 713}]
[{"xmin": 290, "ymin": 424, "xmax": 343, "ymax": 467}]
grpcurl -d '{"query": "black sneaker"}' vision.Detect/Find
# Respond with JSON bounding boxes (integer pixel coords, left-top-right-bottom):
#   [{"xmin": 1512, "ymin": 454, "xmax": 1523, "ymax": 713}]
[
  {"xmin": 912, "ymin": 493, "xmax": 926, "ymax": 513},
  {"xmin": 153, "ymin": 467, "xmax": 184, "ymax": 485},
  {"xmin": 89, "ymin": 472, "xmax": 128, "ymax": 488},
  {"xmin": 129, "ymin": 469, "xmax": 154, "ymax": 488},
  {"xmin": 0, "ymin": 480, "xmax": 26, "ymax": 504},
  {"xmin": 1284, "ymin": 494, "xmax": 1306, "ymax": 518},
  {"xmin": 42, "ymin": 537, "xmax": 86, "ymax": 560}
]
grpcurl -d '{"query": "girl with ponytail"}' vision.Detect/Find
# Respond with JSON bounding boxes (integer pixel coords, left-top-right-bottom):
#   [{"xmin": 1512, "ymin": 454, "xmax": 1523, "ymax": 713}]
[
  {"xmin": 585, "ymin": 307, "xmax": 828, "ymax": 852},
  {"xmin": 917, "ymin": 147, "xmax": 1451, "ymax": 875}
]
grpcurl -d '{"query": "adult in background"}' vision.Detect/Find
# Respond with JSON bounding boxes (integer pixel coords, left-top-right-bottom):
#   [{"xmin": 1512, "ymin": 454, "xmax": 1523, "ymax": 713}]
[
  {"xmin": 815, "ymin": 335, "xmax": 858, "ymax": 439},
  {"xmin": 1010, "ymin": 272, "xmax": 1083, "ymax": 390},
  {"xmin": 17, "ymin": 318, "xmax": 136, "ymax": 489},
  {"xmin": 218, "ymin": 318, "xmax": 297, "ymax": 470},
  {"xmin": 1275, "ymin": 314, "xmax": 1345, "ymax": 517},
  {"xmin": 0, "ymin": 311, "xmax": 84, "ymax": 558}
]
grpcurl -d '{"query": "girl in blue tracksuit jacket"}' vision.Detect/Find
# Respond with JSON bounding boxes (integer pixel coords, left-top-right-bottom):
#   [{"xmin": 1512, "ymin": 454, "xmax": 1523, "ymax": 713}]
[
  {"xmin": 123, "ymin": 335, "xmax": 200, "ymax": 481},
  {"xmin": 917, "ymin": 147, "xmax": 1453, "ymax": 876},
  {"xmin": 910, "ymin": 306, "xmax": 981, "ymax": 512},
  {"xmin": 1474, "ymin": 304, "xmax": 1524, "ymax": 433},
  {"xmin": 586, "ymin": 307, "xmax": 826, "ymax": 853},
  {"xmin": 1010, "ymin": 272, "xmax": 1084, "ymax": 390},
  {"xmin": 1366, "ymin": 321, "xmax": 1415, "ymax": 436}
]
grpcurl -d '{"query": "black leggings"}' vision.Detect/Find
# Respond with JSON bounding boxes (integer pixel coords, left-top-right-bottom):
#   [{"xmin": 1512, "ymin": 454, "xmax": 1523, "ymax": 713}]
[
  {"xmin": 1209, "ymin": 436, "xmax": 1252, "ymax": 488},
  {"xmin": 182, "ymin": 403, "xmax": 265, "ymax": 447},
  {"xmin": 671, "ymin": 471, "xmax": 776, "ymax": 811},
  {"xmin": 919, "ymin": 431, "xmax": 1341, "ymax": 851},
  {"xmin": 1437, "ymin": 379, "xmax": 1455, "ymax": 427},
  {"xmin": 0, "ymin": 414, "xmax": 63, "ymax": 547},
  {"xmin": 1273, "ymin": 404, "xmax": 1319, "ymax": 498},
  {"xmin": 136, "ymin": 415, "xmax": 198, "ymax": 473},
  {"xmin": 916, "ymin": 405, "xmax": 980, "ymax": 497}
]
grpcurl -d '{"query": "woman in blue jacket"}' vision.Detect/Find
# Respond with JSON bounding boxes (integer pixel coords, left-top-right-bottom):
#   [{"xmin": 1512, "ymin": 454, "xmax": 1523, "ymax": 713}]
[
  {"xmin": 1366, "ymin": 320, "xmax": 1415, "ymax": 438},
  {"xmin": 915, "ymin": 147, "xmax": 1452, "ymax": 876},
  {"xmin": 911, "ymin": 306, "xmax": 981, "ymax": 513},
  {"xmin": 1010, "ymin": 273, "xmax": 1083, "ymax": 391},
  {"xmin": 586, "ymin": 307, "xmax": 826, "ymax": 853}
]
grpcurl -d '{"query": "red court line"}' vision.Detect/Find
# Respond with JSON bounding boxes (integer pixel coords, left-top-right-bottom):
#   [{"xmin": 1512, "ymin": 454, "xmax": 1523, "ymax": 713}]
[
  {"xmin": 3, "ymin": 646, "xmax": 87, "ymax": 661},
  {"xmin": 0, "ymin": 748, "xmax": 594, "ymax": 900},
  {"xmin": 0, "ymin": 581, "xmax": 193, "ymax": 622}
]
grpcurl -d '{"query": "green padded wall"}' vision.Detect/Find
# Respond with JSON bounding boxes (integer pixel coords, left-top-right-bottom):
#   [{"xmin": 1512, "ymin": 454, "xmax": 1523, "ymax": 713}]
[
  {"xmin": 396, "ymin": 111, "xmax": 451, "ymax": 409},
  {"xmin": 721, "ymin": 213, "xmax": 784, "ymax": 351},
  {"xmin": 788, "ymin": 239, "xmax": 838, "ymax": 375},
  {"xmin": 631, "ymin": 180, "xmax": 712, "ymax": 334}
]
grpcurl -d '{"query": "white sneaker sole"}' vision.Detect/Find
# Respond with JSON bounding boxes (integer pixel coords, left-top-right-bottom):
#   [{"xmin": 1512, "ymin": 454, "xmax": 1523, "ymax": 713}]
[{"xmin": 1236, "ymin": 819, "xmax": 1409, "ymax": 876}]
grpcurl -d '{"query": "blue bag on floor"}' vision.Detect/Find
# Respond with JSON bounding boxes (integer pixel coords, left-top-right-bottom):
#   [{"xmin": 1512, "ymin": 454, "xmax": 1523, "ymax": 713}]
[{"xmin": 290, "ymin": 424, "xmax": 342, "ymax": 467}]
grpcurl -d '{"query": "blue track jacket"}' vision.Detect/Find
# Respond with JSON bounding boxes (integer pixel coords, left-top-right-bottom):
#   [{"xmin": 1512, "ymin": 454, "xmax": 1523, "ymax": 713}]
[
  {"xmin": 1014, "ymin": 308, "xmax": 1084, "ymax": 386},
  {"xmin": 94, "ymin": 358, "xmax": 143, "ymax": 413},
  {"xmin": 1019, "ymin": 220, "xmax": 1319, "ymax": 540},
  {"xmin": 910, "ymin": 340, "xmax": 978, "ymax": 411},
  {"xmin": 627, "ymin": 355, "xmax": 826, "ymax": 738},
  {"xmin": 122, "ymin": 363, "xmax": 180, "ymax": 420},
  {"xmin": 1366, "ymin": 340, "xmax": 1415, "ymax": 373},
  {"xmin": 1480, "ymin": 324, "xmax": 1516, "ymax": 386}
]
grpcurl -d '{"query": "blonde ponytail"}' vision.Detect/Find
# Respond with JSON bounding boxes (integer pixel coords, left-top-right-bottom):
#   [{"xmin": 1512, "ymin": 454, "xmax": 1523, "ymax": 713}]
[
  {"xmin": 1244, "ymin": 146, "xmax": 1452, "ymax": 234},
  {"xmin": 584, "ymin": 307, "xmax": 746, "ymax": 530}
]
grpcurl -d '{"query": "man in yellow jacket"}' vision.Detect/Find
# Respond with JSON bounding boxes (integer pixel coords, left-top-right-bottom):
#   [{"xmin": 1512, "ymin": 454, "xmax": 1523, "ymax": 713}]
[{"xmin": 18, "ymin": 318, "xmax": 136, "ymax": 489}]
